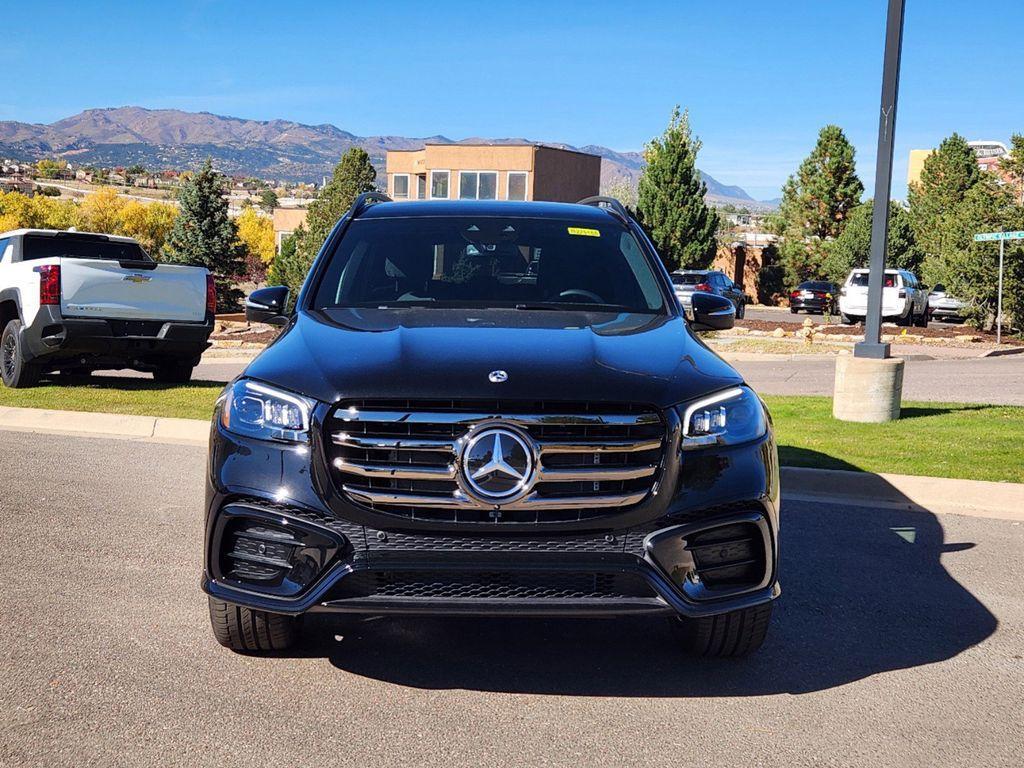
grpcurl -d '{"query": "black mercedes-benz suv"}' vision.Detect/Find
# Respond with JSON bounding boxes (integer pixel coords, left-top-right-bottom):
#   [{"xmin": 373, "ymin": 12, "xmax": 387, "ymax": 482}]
[{"xmin": 203, "ymin": 194, "xmax": 780, "ymax": 657}]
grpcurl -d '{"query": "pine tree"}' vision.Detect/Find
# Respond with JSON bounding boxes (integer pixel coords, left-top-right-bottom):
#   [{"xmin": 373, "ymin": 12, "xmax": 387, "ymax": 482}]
[
  {"xmin": 773, "ymin": 125, "xmax": 864, "ymax": 285},
  {"xmin": 821, "ymin": 200, "xmax": 923, "ymax": 283},
  {"xmin": 926, "ymin": 177, "xmax": 1024, "ymax": 329},
  {"xmin": 1000, "ymin": 133, "xmax": 1024, "ymax": 206},
  {"xmin": 273, "ymin": 148, "xmax": 377, "ymax": 299},
  {"xmin": 164, "ymin": 159, "xmax": 245, "ymax": 310},
  {"xmin": 907, "ymin": 133, "xmax": 980, "ymax": 260},
  {"xmin": 636, "ymin": 106, "xmax": 719, "ymax": 271}
]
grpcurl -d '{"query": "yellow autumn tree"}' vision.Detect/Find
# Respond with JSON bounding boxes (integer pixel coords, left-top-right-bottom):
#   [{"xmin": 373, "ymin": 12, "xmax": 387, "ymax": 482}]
[
  {"xmin": 235, "ymin": 207, "xmax": 276, "ymax": 264},
  {"xmin": 30, "ymin": 195, "xmax": 81, "ymax": 230},
  {"xmin": 80, "ymin": 187, "xmax": 126, "ymax": 233},
  {"xmin": 118, "ymin": 199, "xmax": 177, "ymax": 256}
]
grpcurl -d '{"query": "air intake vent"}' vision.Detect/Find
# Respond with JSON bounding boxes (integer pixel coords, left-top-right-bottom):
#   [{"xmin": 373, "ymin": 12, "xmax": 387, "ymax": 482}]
[
  {"xmin": 687, "ymin": 522, "xmax": 766, "ymax": 589},
  {"xmin": 327, "ymin": 399, "xmax": 664, "ymax": 524}
]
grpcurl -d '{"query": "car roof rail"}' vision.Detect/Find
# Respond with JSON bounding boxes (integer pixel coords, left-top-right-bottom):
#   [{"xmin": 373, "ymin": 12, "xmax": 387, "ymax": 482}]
[
  {"xmin": 577, "ymin": 196, "xmax": 631, "ymax": 226},
  {"xmin": 349, "ymin": 191, "xmax": 392, "ymax": 219}
]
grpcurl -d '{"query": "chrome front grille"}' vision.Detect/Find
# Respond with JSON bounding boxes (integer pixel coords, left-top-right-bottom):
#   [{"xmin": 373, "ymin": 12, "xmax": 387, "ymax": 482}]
[{"xmin": 326, "ymin": 399, "xmax": 665, "ymax": 524}]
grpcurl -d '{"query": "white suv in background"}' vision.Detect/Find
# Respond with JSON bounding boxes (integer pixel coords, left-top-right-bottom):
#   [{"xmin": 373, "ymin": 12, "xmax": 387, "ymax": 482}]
[{"xmin": 838, "ymin": 268, "xmax": 929, "ymax": 327}]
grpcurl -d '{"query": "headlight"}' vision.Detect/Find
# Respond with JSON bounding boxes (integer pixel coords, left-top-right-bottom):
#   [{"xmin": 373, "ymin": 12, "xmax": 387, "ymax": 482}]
[
  {"xmin": 678, "ymin": 386, "xmax": 766, "ymax": 449},
  {"xmin": 220, "ymin": 379, "xmax": 313, "ymax": 442}
]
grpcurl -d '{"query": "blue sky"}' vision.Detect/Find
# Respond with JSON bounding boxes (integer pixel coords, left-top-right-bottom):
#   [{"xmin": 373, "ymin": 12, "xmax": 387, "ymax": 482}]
[{"xmin": 4, "ymin": 0, "xmax": 1022, "ymax": 200}]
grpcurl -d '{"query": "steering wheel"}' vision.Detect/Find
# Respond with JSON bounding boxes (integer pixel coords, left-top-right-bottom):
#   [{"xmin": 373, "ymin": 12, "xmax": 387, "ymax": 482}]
[{"xmin": 558, "ymin": 289, "xmax": 606, "ymax": 304}]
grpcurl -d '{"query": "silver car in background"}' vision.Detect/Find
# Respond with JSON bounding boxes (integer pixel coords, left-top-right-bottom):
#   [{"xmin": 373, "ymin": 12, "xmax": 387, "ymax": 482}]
[{"xmin": 927, "ymin": 284, "xmax": 966, "ymax": 322}]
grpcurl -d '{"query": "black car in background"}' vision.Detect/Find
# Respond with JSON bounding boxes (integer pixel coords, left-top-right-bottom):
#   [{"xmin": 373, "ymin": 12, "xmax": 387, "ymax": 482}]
[
  {"xmin": 789, "ymin": 281, "xmax": 839, "ymax": 314},
  {"xmin": 203, "ymin": 195, "xmax": 780, "ymax": 659}
]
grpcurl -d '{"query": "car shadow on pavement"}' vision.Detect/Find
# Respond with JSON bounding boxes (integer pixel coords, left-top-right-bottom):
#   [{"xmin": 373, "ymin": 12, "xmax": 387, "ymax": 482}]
[{"xmin": 309, "ymin": 457, "xmax": 997, "ymax": 697}]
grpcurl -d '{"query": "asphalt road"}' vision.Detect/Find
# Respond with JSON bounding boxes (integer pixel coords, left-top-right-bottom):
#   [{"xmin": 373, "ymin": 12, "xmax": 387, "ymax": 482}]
[
  {"xmin": 1, "ymin": 433, "xmax": 1021, "ymax": 767},
  {"xmin": 174, "ymin": 352, "xmax": 1024, "ymax": 406}
]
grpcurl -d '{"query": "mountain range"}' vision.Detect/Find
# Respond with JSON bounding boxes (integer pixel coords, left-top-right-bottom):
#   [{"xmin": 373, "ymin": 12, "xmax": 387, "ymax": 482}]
[{"xmin": 0, "ymin": 107, "xmax": 775, "ymax": 209}]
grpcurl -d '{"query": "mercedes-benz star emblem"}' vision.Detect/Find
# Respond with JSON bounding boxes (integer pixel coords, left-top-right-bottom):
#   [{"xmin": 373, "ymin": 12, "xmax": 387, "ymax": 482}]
[
  {"xmin": 461, "ymin": 428, "xmax": 534, "ymax": 502},
  {"xmin": 488, "ymin": 370, "xmax": 508, "ymax": 383}
]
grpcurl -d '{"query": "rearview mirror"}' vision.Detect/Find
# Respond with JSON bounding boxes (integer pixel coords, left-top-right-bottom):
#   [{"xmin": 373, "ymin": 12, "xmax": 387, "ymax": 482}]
[
  {"xmin": 689, "ymin": 291, "xmax": 735, "ymax": 332},
  {"xmin": 245, "ymin": 286, "xmax": 290, "ymax": 326}
]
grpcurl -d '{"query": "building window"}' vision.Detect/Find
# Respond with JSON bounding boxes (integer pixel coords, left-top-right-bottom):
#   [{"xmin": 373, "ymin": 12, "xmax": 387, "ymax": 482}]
[
  {"xmin": 507, "ymin": 172, "xmax": 528, "ymax": 201},
  {"xmin": 392, "ymin": 174, "xmax": 410, "ymax": 199},
  {"xmin": 430, "ymin": 170, "xmax": 450, "ymax": 199},
  {"xmin": 459, "ymin": 171, "xmax": 498, "ymax": 200},
  {"xmin": 417, "ymin": 174, "xmax": 426, "ymax": 199}
]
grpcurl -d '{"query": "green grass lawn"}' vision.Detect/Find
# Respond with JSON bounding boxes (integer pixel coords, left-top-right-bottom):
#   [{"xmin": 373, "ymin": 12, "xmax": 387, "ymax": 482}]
[
  {"xmin": 765, "ymin": 395, "xmax": 1024, "ymax": 483},
  {"xmin": 1, "ymin": 380, "xmax": 1021, "ymax": 482},
  {"xmin": 0, "ymin": 375, "xmax": 222, "ymax": 421}
]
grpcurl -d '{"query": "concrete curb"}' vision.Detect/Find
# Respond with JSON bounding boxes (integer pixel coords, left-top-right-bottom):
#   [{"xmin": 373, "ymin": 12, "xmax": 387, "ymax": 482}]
[
  {"xmin": 781, "ymin": 467, "xmax": 1024, "ymax": 522},
  {"xmin": 0, "ymin": 407, "xmax": 1020, "ymax": 520},
  {"xmin": 0, "ymin": 406, "xmax": 209, "ymax": 445}
]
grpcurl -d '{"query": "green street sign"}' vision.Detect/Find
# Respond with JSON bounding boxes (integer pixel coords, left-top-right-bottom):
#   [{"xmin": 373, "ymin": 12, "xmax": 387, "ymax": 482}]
[{"xmin": 974, "ymin": 231, "xmax": 1024, "ymax": 242}]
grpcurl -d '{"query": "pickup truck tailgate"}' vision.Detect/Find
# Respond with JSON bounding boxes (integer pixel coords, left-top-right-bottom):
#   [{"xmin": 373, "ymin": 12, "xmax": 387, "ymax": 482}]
[{"xmin": 60, "ymin": 259, "xmax": 207, "ymax": 323}]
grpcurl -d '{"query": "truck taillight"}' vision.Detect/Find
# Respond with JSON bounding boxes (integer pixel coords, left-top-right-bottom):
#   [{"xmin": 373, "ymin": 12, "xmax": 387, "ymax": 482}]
[
  {"xmin": 36, "ymin": 264, "xmax": 61, "ymax": 305},
  {"xmin": 206, "ymin": 274, "xmax": 217, "ymax": 315}
]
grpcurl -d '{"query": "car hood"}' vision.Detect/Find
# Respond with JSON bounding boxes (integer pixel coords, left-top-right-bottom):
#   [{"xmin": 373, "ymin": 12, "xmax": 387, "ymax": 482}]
[{"xmin": 243, "ymin": 307, "xmax": 742, "ymax": 409}]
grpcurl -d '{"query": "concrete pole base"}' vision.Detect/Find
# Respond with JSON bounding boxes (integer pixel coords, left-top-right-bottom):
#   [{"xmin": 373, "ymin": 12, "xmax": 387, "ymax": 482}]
[{"xmin": 833, "ymin": 355, "xmax": 905, "ymax": 422}]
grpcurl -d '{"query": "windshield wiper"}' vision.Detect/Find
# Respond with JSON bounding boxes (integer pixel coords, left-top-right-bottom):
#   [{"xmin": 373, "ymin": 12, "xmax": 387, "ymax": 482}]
[{"xmin": 513, "ymin": 302, "xmax": 635, "ymax": 312}]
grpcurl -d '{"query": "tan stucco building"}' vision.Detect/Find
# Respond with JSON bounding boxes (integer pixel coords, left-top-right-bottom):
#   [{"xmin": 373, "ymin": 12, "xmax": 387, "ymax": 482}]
[
  {"xmin": 385, "ymin": 144, "xmax": 601, "ymax": 203},
  {"xmin": 272, "ymin": 207, "xmax": 308, "ymax": 252}
]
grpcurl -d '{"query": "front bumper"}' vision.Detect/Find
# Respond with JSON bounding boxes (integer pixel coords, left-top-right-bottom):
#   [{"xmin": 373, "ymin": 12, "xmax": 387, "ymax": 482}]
[
  {"xmin": 22, "ymin": 305, "xmax": 214, "ymax": 368},
  {"xmin": 202, "ymin": 416, "xmax": 781, "ymax": 620},
  {"xmin": 202, "ymin": 500, "xmax": 778, "ymax": 619}
]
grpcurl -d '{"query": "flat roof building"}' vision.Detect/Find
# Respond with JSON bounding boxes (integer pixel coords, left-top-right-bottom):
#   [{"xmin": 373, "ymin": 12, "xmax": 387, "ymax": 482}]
[
  {"xmin": 908, "ymin": 140, "xmax": 1010, "ymax": 187},
  {"xmin": 385, "ymin": 144, "xmax": 601, "ymax": 204},
  {"xmin": 272, "ymin": 207, "xmax": 308, "ymax": 252}
]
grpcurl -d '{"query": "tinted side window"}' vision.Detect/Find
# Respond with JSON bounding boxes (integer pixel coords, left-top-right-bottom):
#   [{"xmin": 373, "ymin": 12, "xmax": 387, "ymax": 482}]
[{"xmin": 23, "ymin": 235, "xmax": 151, "ymax": 262}]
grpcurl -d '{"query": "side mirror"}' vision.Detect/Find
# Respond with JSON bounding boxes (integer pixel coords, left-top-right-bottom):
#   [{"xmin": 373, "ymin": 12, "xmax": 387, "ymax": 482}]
[
  {"xmin": 245, "ymin": 286, "xmax": 290, "ymax": 326},
  {"xmin": 690, "ymin": 291, "xmax": 735, "ymax": 331}
]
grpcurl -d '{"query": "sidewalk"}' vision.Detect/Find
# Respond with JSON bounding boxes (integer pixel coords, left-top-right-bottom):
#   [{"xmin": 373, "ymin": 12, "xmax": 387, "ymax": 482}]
[{"xmin": 1, "ymin": 405, "xmax": 1020, "ymax": 521}]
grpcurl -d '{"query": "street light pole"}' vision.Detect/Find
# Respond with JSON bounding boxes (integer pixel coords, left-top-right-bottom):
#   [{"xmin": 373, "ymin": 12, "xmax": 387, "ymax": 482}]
[
  {"xmin": 833, "ymin": 0, "xmax": 908, "ymax": 423},
  {"xmin": 855, "ymin": 0, "xmax": 906, "ymax": 360}
]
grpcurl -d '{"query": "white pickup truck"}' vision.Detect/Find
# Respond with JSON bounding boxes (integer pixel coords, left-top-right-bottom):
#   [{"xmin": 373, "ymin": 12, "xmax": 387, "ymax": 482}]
[{"xmin": 0, "ymin": 229, "xmax": 215, "ymax": 387}]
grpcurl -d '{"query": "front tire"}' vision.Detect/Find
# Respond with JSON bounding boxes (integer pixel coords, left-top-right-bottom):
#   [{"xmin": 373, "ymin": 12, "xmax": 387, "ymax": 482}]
[
  {"xmin": 152, "ymin": 361, "xmax": 194, "ymax": 384},
  {"xmin": 674, "ymin": 602, "xmax": 773, "ymax": 657},
  {"xmin": 1, "ymin": 319, "xmax": 41, "ymax": 388},
  {"xmin": 208, "ymin": 597, "xmax": 297, "ymax": 653},
  {"xmin": 735, "ymin": 301, "xmax": 745, "ymax": 319}
]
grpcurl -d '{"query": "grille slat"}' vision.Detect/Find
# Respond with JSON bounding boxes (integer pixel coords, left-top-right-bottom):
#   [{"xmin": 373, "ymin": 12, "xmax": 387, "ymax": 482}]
[{"xmin": 329, "ymin": 399, "xmax": 664, "ymax": 524}]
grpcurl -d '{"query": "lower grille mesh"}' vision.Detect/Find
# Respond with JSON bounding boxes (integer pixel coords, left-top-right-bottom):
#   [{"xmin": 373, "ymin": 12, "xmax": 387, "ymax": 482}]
[{"xmin": 335, "ymin": 570, "xmax": 655, "ymax": 600}]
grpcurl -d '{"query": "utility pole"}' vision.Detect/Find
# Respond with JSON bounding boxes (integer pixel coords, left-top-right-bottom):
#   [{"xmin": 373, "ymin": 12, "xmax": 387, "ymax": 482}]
[{"xmin": 833, "ymin": 0, "xmax": 908, "ymax": 423}]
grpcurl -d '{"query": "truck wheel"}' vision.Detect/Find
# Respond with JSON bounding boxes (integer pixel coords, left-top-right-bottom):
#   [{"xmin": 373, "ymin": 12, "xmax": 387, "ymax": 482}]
[
  {"xmin": 840, "ymin": 312, "xmax": 854, "ymax": 325},
  {"xmin": 208, "ymin": 596, "xmax": 297, "ymax": 653},
  {"xmin": 673, "ymin": 602, "xmax": 773, "ymax": 657},
  {"xmin": 915, "ymin": 308, "xmax": 929, "ymax": 328},
  {"xmin": 1, "ymin": 319, "xmax": 41, "ymax": 388},
  {"xmin": 152, "ymin": 362, "xmax": 194, "ymax": 384}
]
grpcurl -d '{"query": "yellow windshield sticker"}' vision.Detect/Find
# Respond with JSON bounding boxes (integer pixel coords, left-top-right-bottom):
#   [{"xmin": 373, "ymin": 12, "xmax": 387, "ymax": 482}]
[{"xmin": 567, "ymin": 226, "xmax": 600, "ymax": 237}]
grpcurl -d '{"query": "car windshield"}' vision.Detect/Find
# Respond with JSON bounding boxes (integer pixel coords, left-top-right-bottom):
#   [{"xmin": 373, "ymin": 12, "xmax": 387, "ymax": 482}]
[
  {"xmin": 311, "ymin": 216, "xmax": 666, "ymax": 313},
  {"xmin": 671, "ymin": 273, "xmax": 706, "ymax": 285},
  {"xmin": 23, "ymin": 234, "xmax": 151, "ymax": 262}
]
